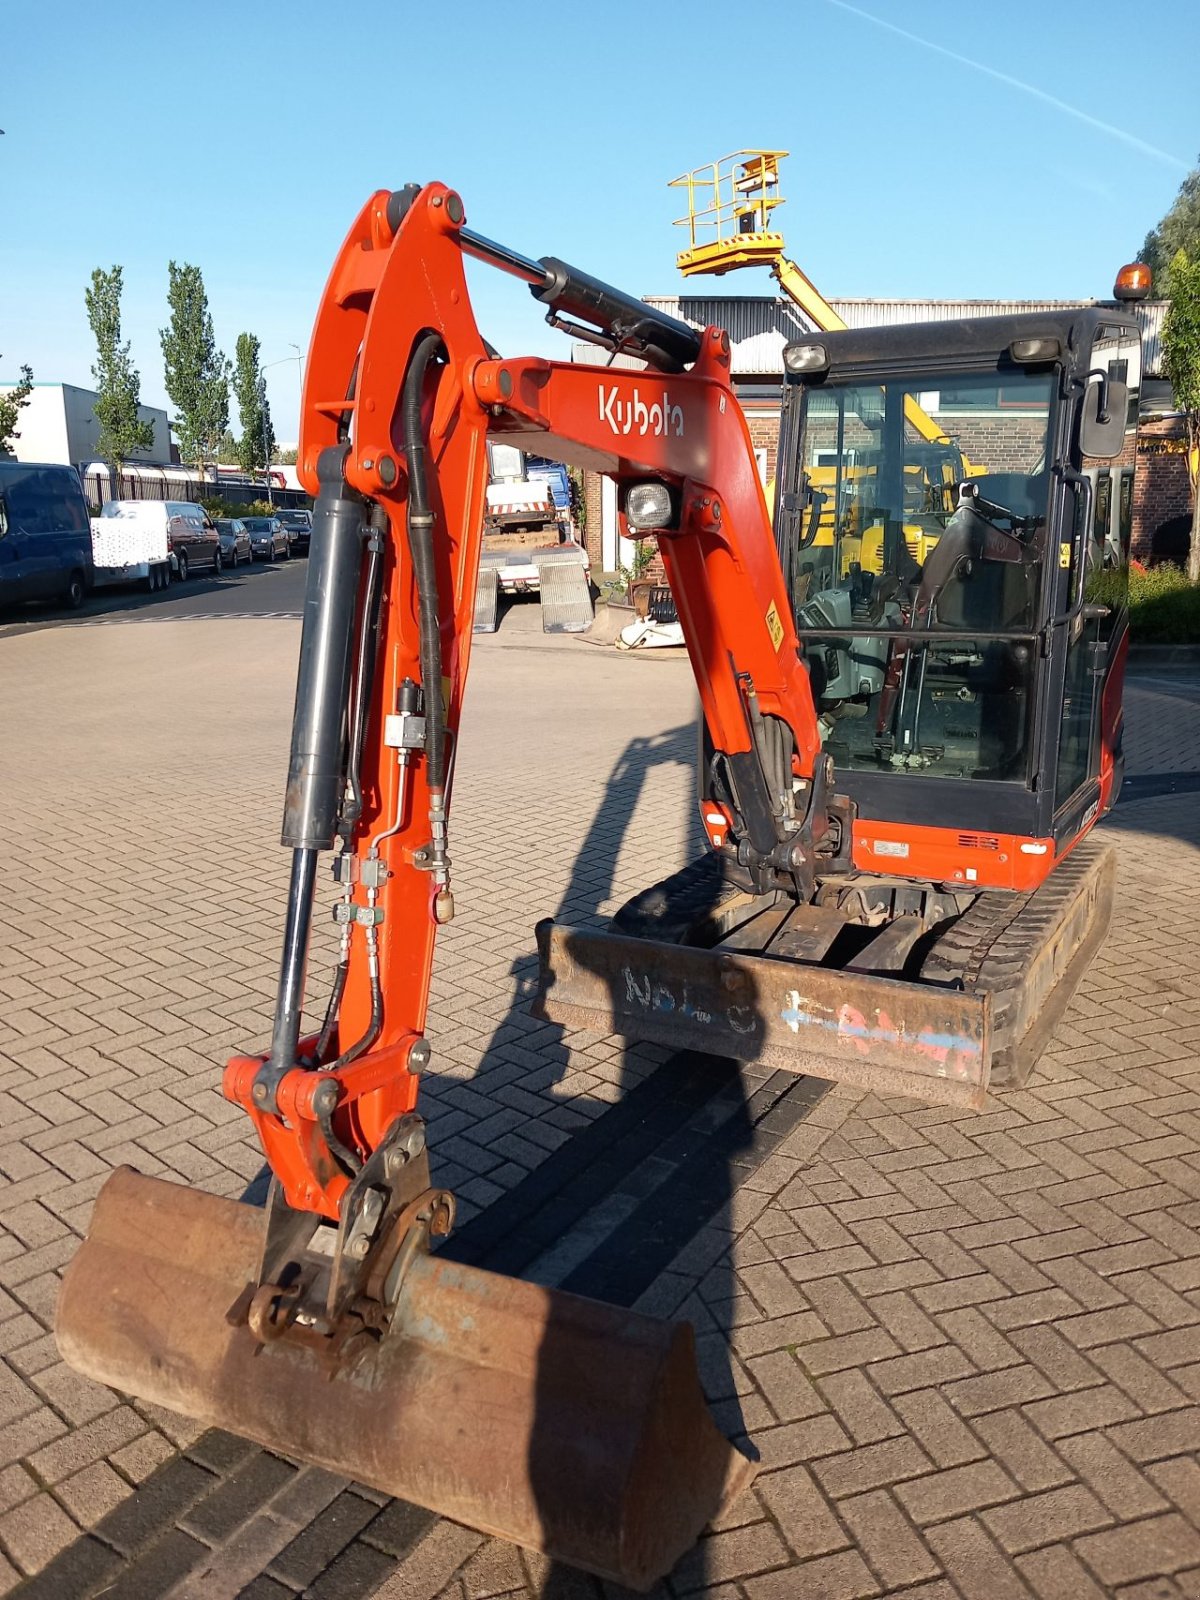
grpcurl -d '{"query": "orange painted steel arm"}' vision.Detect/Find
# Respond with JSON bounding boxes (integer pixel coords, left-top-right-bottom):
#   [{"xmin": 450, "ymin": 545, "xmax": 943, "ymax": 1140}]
[{"xmin": 223, "ymin": 184, "xmax": 819, "ymax": 1219}]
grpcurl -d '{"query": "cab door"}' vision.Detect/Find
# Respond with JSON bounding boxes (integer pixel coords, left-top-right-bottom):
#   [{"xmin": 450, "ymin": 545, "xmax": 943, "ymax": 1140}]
[{"xmin": 1052, "ymin": 327, "xmax": 1137, "ymax": 823}]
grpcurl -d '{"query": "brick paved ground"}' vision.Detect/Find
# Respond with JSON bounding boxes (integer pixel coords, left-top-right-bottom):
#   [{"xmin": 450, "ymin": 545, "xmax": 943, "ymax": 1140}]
[{"xmin": 1, "ymin": 608, "xmax": 1200, "ymax": 1598}]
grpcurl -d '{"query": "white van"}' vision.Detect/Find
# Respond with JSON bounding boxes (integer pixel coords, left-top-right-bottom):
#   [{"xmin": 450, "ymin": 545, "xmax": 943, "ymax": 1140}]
[{"xmin": 98, "ymin": 500, "xmax": 223, "ymax": 581}]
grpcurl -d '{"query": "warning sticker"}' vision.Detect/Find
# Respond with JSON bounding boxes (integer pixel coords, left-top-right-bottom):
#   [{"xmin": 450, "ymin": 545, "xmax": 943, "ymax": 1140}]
[
  {"xmin": 766, "ymin": 600, "xmax": 784, "ymax": 651},
  {"xmin": 1059, "ymin": 543, "xmax": 1072, "ymax": 569}
]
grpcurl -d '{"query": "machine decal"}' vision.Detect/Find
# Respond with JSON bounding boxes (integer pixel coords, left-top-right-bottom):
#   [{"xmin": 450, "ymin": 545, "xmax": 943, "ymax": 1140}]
[
  {"xmin": 781, "ymin": 990, "xmax": 982, "ymax": 1077},
  {"xmin": 765, "ymin": 601, "xmax": 784, "ymax": 651},
  {"xmin": 599, "ymin": 385, "xmax": 684, "ymax": 439},
  {"xmin": 623, "ymin": 965, "xmax": 754, "ymax": 1033}
]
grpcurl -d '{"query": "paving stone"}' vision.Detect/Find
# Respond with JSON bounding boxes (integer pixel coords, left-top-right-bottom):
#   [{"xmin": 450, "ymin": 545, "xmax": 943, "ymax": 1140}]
[
  {"xmin": 1013, "ymin": 1542, "xmax": 1109, "ymax": 1600},
  {"xmin": 2, "ymin": 628, "xmax": 1200, "ymax": 1600},
  {"xmin": 361, "ymin": 1496, "xmax": 440, "ymax": 1558},
  {"xmin": 981, "ymin": 1482, "xmax": 1113, "ymax": 1552},
  {"xmin": 1058, "ymin": 1430, "xmax": 1171, "ymax": 1517},
  {"xmin": 838, "ymin": 1490, "xmax": 942, "ymax": 1588},
  {"xmin": 236, "ymin": 1578, "xmax": 296, "ymax": 1600},
  {"xmin": 815, "ymin": 1371, "xmax": 904, "ymax": 1446},
  {"xmin": 1075, "ymin": 1513, "xmax": 1200, "ymax": 1586},
  {"xmin": 742, "ymin": 1547, "xmax": 879, "ymax": 1599},
  {"xmin": 895, "ymin": 1460, "xmax": 1020, "ymax": 1525},
  {"xmin": 892, "ymin": 1388, "xmax": 987, "ymax": 1468},
  {"xmin": 757, "ymin": 1463, "xmax": 847, "ymax": 1558},
  {"xmin": 923, "ymin": 1516, "xmax": 1036, "ymax": 1599},
  {"xmin": 814, "ymin": 1437, "xmax": 933, "ymax": 1499},
  {"xmin": 671, "ymin": 1520, "xmax": 791, "ymax": 1591},
  {"xmin": 1023, "ymin": 1381, "xmax": 1141, "ymax": 1439},
  {"xmin": 100, "ymin": 1527, "xmax": 211, "ymax": 1600},
  {"xmin": 96, "ymin": 1453, "xmax": 217, "ymax": 1555},
  {"xmin": 180, "ymin": 1451, "xmax": 295, "ymax": 1543},
  {"xmin": 268, "ymin": 1490, "xmax": 380, "ymax": 1588},
  {"xmin": 54, "ymin": 1458, "xmax": 133, "ymax": 1528},
  {"xmin": 7, "ymin": 1531, "xmax": 123, "ymax": 1600},
  {"xmin": 0, "ymin": 1488, "xmax": 78, "ymax": 1574},
  {"xmin": 305, "ymin": 1537, "xmax": 396, "ymax": 1600}
]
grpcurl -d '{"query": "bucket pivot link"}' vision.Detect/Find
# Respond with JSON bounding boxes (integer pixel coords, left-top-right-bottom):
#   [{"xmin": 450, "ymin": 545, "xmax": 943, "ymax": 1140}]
[{"xmin": 229, "ymin": 1112, "xmax": 454, "ymax": 1363}]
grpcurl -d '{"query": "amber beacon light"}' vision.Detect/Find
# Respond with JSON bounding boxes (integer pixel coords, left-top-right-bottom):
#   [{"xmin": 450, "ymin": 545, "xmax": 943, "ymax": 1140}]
[{"xmin": 1113, "ymin": 262, "xmax": 1152, "ymax": 302}]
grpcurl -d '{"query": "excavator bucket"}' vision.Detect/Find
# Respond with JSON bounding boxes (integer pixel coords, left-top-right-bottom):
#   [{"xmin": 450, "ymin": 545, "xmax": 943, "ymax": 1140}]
[{"xmin": 57, "ymin": 1168, "xmax": 755, "ymax": 1592}]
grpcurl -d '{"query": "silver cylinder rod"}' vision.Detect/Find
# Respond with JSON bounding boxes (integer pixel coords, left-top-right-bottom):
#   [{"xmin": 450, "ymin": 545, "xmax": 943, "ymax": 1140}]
[{"xmin": 459, "ymin": 228, "xmax": 549, "ymax": 289}]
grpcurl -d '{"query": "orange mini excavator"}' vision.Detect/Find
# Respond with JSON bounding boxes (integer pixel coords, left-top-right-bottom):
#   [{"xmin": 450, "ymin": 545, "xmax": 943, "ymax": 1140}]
[{"xmin": 58, "ymin": 184, "xmax": 1144, "ymax": 1588}]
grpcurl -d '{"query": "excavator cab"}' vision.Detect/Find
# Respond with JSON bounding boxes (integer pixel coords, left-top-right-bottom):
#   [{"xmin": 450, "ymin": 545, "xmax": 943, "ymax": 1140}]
[{"xmin": 776, "ymin": 311, "xmax": 1138, "ymax": 815}]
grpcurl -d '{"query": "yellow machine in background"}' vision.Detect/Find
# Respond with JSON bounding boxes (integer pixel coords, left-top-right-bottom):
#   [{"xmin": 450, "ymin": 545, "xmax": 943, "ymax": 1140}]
[{"xmin": 669, "ymin": 151, "xmax": 981, "ymax": 578}]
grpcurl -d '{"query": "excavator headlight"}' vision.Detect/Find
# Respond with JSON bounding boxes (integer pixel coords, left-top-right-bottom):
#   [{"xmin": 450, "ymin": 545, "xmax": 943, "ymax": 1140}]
[
  {"xmin": 1009, "ymin": 335, "xmax": 1062, "ymax": 363},
  {"xmin": 782, "ymin": 341, "xmax": 829, "ymax": 376},
  {"xmin": 622, "ymin": 481, "xmax": 676, "ymax": 532}
]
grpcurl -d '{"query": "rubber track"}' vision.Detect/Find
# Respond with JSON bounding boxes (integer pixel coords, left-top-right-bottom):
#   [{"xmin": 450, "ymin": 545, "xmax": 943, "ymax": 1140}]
[{"xmin": 919, "ymin": 839, "xmax": 1105, "ymax": 1044}]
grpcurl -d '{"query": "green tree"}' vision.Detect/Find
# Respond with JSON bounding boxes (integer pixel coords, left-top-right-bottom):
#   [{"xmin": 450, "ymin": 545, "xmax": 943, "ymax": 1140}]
[
  {"xmin": 232, "ymin": 332, "xmax": 276, "ymax": 475},
  {"xmin": 1161, "ymin": 249, "xmax": 1200, "ymax": 581},
  {"xmin": 85, "ymin": 266, "xmax": 154, "ymax": 468},
  {"xmin": 0, "ymin": 361, "xmax": 34, "ymax": 455},
  {"xmin": 1138, "ymin": 159, "xmax": 1200, "ymax": 291},
  {"xmin": 277, "ymin": 446, "xmax": 298, "ymax": 465},
  {"xmin": 160, "ymin": 262, "xmax": 230, "ymax": 472}
]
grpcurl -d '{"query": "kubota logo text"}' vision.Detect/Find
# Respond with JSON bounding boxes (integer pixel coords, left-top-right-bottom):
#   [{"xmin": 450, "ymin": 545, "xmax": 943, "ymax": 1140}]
[{"xmin": 599, "ymin": 385, "xmax": 684, "ymax": 438}]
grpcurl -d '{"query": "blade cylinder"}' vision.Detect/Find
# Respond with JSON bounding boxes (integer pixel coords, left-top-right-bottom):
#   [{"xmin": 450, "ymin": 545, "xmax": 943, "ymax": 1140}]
[{"xmin": 57, "ymin": 1170, "xmax": 753, "ymax": 1592}]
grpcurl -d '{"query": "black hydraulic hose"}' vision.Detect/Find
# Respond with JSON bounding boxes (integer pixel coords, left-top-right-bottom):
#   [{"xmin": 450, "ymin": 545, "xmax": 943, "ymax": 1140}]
[
  {"xmin": 327, "ymin": 978, "xmax": 383, "ymax": 1074},
  {"xmin": 312, "ymin": 957, "xmax": 348, "ymax": 1065},
  {"xmin": 341, "ymin": 525, "xmax": 384, "ymax": 838},
  {"xmin": 317, "ymin": 1099, "xmax": 363, "ymax": 1178},
  {"xmin": 403, "ymin": 332, "xmax": 448, "ymax": 792}
]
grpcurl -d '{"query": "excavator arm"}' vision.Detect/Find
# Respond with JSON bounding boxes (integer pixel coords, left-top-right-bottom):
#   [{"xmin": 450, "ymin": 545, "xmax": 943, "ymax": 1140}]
[
  {"xmin": 219, "ymin": 181, "xmax": 838, "ymax": 1223},
  {"xmin": 57, "ymin": 181, "xmax": 843, "ymax": 1590}
]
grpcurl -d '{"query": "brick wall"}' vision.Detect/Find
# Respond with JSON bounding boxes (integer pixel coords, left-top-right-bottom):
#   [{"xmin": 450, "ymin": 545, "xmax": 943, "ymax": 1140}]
[
  {"xmin": 1133, "ymin": 416, "xmax": 1192, "ymax": 562},
  {"xmin": 583, "ymin": 472, "xmax": 604, "ymax": 569}
]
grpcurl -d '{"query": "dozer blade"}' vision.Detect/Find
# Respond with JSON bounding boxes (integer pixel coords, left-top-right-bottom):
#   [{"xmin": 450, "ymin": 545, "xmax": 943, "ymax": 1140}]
[
  {"xmin": 533, "ymin": 839, "xmax": 1116, "ymax": 1111},
  {"xmin": 57, "ymin": 1169, "xmax": 754, "ymax": 1592}
]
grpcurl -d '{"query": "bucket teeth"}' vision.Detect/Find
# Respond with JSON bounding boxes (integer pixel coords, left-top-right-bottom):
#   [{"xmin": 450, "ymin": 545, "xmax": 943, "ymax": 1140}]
[{"xmin": 57, "ymin": 1168, "xmax": 754, "ymax": 1592}]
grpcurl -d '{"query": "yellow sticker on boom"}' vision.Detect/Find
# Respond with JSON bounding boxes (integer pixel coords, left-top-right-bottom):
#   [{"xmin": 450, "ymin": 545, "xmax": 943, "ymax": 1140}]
[
  {"xmin": 1059, "ymin": 543, "xmax": 1072, "ymax": 569},
  {"xmin": 766, "ymin": 600, "xmax": 784, "ymax": 651}
]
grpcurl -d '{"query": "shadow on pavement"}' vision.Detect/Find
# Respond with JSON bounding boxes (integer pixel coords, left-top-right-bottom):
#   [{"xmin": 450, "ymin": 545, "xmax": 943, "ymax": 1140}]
[{"xmin": 453, "ymin": 720, "xmax": 762, "ymax": 1595}]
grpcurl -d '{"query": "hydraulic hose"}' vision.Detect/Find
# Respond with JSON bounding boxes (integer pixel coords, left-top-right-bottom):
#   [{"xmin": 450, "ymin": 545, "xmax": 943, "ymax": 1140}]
[
  {"xmin": 403, "ymin": 333, "xmax": 448, "ymax": 793},
  {"xmin": 341, "ymin": 517, "xmax": 385, "ymax": 839}
]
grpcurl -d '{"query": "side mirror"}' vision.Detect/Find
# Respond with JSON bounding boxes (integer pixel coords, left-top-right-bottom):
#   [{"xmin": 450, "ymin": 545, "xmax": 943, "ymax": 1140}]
[{"xmin": 1080, "ymin": 376, "xmax": 1127, "ymax": 460}]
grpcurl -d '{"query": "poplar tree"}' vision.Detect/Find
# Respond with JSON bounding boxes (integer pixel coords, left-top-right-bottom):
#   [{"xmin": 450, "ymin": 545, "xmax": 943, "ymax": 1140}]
[
  {"xmin": 160, "ymin": 262, "xmax": 230, "ymax": 473},
  {"xmin": 85, "ymin": 266, "xmax": 154, "ymax": 467},
  {"xmin": 233, "ymin": 333, "xmax": 276, "ymax": 474}
]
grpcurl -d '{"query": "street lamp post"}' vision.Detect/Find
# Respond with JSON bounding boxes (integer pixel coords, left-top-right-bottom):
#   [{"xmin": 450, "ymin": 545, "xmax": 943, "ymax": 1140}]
[{"xmin": 263, "ymin": 346, "xmax": 305, "ymax": 502}]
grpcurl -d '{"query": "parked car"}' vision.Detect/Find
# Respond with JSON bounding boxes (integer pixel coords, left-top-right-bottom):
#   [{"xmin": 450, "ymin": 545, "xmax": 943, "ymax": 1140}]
[
  {"xmin": 276, "ymin": 509, "xmax": 312, "ymax": 554},
  {"xmin": 243, "ymin": 516, "xmax": 290, "ymax": 561},
  {"xmin": 216, "ymin": 518, "xmax": 252, "ymax": 566},
  {"xmin": 99, "ymin": 499, "xmax": 222, "ymax": 579},
  {"xmin": 0, "ymin": 460, "xmax": 94, "ymax": 610}
]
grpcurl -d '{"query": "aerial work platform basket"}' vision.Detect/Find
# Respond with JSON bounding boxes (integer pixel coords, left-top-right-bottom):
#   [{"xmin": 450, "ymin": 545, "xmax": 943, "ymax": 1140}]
[{"xmin": 669, "ymin": 149, "xmax": 791, "ymax": 277}]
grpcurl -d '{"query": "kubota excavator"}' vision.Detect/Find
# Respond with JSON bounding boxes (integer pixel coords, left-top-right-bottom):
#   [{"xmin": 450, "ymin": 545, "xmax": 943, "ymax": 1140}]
[{"xmin": 58, "ymin": 182, "xmax": 1145, "ymax": 1590}]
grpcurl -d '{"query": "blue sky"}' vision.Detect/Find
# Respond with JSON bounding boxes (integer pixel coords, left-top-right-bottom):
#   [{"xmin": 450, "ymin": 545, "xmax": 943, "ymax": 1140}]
[{"xmin": 2, "ymin": 0, "xmax": 1196, "ymax": 444}]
